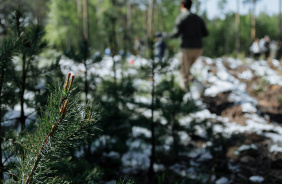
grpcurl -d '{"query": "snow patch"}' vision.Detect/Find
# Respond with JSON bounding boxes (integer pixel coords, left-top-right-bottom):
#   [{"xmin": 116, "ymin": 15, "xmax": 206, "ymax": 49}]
[
  {"xmin": 249, "ymin": 176, "xmax": 264, "ymax": 183},
  {"xmin": 215, "ymin": 177, "xmax": 229, "ymax": 184}
]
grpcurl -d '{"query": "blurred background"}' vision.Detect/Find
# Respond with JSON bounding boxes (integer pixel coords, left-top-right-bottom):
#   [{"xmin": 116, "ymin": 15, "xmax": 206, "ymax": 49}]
[
  {"xmin": 2, "ymin": 0, "xmax": 282, "ymax": 184},
  {"xmin": 1, "ymin": 0, "xmax": 282, "ymax": 58}
]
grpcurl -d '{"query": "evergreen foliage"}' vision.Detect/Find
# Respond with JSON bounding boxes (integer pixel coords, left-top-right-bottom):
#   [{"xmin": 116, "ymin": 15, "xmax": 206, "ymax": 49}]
[
  {"xmin": 0, "ymin": 35, "xmax": 20, "ymax": 183},
  {"xmin": 2, "ymin": 1, "xmax": 281, "ymax": 183},
  {"xmin": 6, "ymin": 73, "xmax": 100, "ymax": 183},
  {"xmin": 7, "ymin": 9, "xmax": 60, "ymax": 130}
]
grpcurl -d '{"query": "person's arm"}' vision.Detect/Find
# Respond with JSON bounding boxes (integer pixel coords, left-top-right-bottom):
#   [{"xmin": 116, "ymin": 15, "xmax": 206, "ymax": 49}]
[{"xmin": 166, "ymin": 15, "xmax": 182, "ymax": 39}]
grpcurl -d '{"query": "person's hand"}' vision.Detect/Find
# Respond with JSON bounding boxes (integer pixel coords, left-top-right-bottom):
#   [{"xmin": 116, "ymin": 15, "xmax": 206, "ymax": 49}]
[{"xmin": 154, "ymin": 32, "xmax": 166, "ymax": 38}]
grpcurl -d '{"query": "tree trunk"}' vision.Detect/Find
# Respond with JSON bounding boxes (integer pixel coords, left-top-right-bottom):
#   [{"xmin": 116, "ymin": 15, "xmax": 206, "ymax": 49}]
[
  {"xmin": 83, "ymin": 0, "xmax": 89, "ymax": 41},
  {"xmin": 84, "ymin": 62, "xmax": 88, "ymax": 101},
  {"xmin": 110, "ymin": 16, "xmax": 118, "ymax": 87},
  {"xmin": 148, "ymin": 59, "xmax": 156, "ymax": 179},
  {"xmin": 279, "ymin": 0, "xmax": 282, "ymax": 40},
  {"xmin": 147, "ymin": 0, "xmax": 155, "ymax": 38},
  {"xmin": 77, "ymin": 0, "xmax": 83, "ymax": 38},
  {"xmin": 36, "ymin": 0, "xmax": 41, "ymax": 24},
  {"xmin": 127, "ymin": 0, "xmax": 132, "ymax": 50},
  {"xmin": 0, "ymin": 69, "xmax": 5, "ymax": 182},
  {"xmin": 251, "ymin": 0, "xmax": 256, "ymax": 41},
  {"xmin": 171, "ymin": 111, "xmax": 178, "ymax": 156},
  {"xmin": 236, "ymin": 0, "xmax": 241, "ymax": 55},
  {"xmin": 20, "ymin": 53, "xmax": 26, "ymax": 130}
]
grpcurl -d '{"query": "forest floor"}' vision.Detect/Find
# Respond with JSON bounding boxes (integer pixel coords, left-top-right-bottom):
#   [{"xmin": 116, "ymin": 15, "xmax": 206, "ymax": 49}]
[
  {"xmin": 4, "ymin": 54, "xmax": 282, "ymax": 184},
  {"xmin": 191, "ymin": 56, "xmax": 282, "ymax": 184},
  {"xmin": 60, "ymin": 55, "xmax": 282, "ymax": 184}
]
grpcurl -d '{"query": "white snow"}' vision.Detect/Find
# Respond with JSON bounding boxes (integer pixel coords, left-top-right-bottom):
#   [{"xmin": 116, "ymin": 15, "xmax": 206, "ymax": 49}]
[
  {"xmin": 34, "ymin": 81, "xmax": 45, "ymax": 90},
  {"xmin": 178, "ymin": 131, "xmax": 191, "ymax": 146},
  {"xmin": 238, "ymin": 70, "xmax": 253, "ymax": 80},
  {"xmin": 249, "ymin": 176, "xmax": 264, "ymax": 183},
  {"xmin": 103, "ymin": 151, "xmax": 120, "ymax": 159},
  {"xmin": 269, "ymin": 145, "xmax": 282, "ymax": 153},
  {"xmin": 197, "ymin": 151, "xmax": 213, "ymax": 161},
  {"xmin": 241, "ymin": 102, "xmax": 257, "ymax": 113},
  {"xmin": 121, "ymin": 150, "xmax": 150, "ymax": 170},
  {"xmin": 264, "ymin": 132, "xmax": 282, "ymax": 144},
  {"xmin": 132, "ymin": 126, "xmax": 151, "ymax": 138},
  {"xmin": 215, "ymin": 177, "xmax": 229, "ymax": 184},
  {"xmin": 237, "ymin": 144, "xmax": 258, "ymax": 152}
]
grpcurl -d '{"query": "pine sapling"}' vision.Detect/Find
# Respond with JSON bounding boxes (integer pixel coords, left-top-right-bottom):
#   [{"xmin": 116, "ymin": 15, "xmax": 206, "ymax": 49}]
[{"xmin": 7, "ymin": 73, "xmax": 100, "ymax": 184}]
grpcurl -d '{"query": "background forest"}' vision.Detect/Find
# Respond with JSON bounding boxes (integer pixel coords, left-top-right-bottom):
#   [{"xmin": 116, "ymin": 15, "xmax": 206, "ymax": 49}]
[{"xmin": 1, "ymin": 0, "xmax": 282, "ymax": 184}]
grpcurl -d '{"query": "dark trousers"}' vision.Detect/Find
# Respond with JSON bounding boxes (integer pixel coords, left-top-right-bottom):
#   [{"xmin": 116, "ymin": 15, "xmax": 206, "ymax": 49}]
[{"xmin": 253, "ymin": 53, "xmax": 260, "ymax": 60}]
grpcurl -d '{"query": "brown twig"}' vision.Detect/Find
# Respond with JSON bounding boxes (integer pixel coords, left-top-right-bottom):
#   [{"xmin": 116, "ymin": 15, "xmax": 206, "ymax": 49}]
[{"xmin": 24, "ymin": 119, "xmax": 62, "ymax": 184}]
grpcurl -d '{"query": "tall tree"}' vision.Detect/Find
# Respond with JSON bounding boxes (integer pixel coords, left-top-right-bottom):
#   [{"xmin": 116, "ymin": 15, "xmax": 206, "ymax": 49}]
[
  {"xmin": 83, "ymin": 0, "xmax": 89, "ymax": 41},
  {"xmin": 218, "ymin": 0, "xmax": 230, "ymax": 54},
  {"xmin": 77, "ymin": 0, "xmax": 83, "ymax": 38},
  {"xmin": 279, "ymin": 0, "xmax": 282, "ymax": 40},
  {"xmin": 243, "ymin": 0, "xmax": 261, "ymax": 41},
  {"xmin": 127, "ymin": 0, "xmax": 132, "ymax": 50},
  {"xmin": 11, "ymin": 10, "xmax": 47, "ymax": 130},
  {"xmin": 147, "ymin": 0, "xmax": 155, "ymax": 38},
  {"xmin": 236, "ymin": 0, "xmax": 241, "ymax": 55},
  {"xmin": 36, "ymin": 0, "xmax": 41, "ymax": 24}
]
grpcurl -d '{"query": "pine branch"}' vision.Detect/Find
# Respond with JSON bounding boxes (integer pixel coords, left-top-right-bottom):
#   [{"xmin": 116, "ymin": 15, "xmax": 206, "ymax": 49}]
[
  {"xmin": 25, "ymin": 118, "xmax": 62, "ymax": 184},
  {"xmin": 24, "ymin": 76, "xmax": 71, "ymax": 184},
  {"xmin": 11, "ymin": 73, "xmax": 100, "ymax": 184},
  {"xmin": 64, "ymin": 119, "xmax": 98, "ymax": 141}
]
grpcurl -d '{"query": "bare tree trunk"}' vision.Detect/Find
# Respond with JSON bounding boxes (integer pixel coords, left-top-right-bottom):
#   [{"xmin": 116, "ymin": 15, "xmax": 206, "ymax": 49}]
[
  {"xmin": 147, "ymin": 0, "xmax": 155, "ymax": 38},
  {"xmin": 83, "ymin": 0, "xmax": 89, "ymax": 41},
  {"xmin": 148, "ymin": 59, "xmax": 156, "ymax": 179},
  {"xmin": 0, "ymin": 68, "xmax": 5, "ymax": 182},
  {"xmin": 84, "ymin": 62, "xmax": 88, "ymax": 100},
  {"xmin": 20, "ymin": 53, "xmax": 26, "ymax": 130},
  {"xmin": 236, "ymin": 0, "xmax": 241, "ymax": 56},
  {"xmin": 36, "ymin": 0, "xmax": 41, "ymax": 24},
  {"xmin": 279, "ymin": 0, "xmax": 282, "ymax": 40},
  {"xmin": 82, "ymin": 0, "xmax": 90, "ymax": 156},
  {"xmin": 127, "ymin": 0, "xmax": 132, "ymax": 50},
  {"xmin": 158, "ymin": 1, "xmax": 164, "ymax": 32},
  {"xmin": 251, "ymin": 0, "xmax": 256, "ymax": 41},
  {"xmin": 143, "ymin": 9, "xmax": 147, "ymax": 32},
  {"xmin": 77, "ymin": 0, "xmax": 83, "ymax": 38}
]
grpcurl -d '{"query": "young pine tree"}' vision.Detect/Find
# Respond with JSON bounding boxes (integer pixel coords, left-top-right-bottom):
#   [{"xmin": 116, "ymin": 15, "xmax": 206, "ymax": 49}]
[
  {"xmin": 10, "ymin": 10, "xmax": 48, "ymax": 130},
  {"xmin": 0, "ymin": 36, "xmax": 20, "ymax": 183},
  {"xmin": 6, "ymin": 73, "xmax": 100, "ymax": 183}
]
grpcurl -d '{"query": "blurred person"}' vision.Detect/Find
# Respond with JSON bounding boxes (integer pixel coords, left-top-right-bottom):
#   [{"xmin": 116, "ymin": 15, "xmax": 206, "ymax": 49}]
[
  {"xmin": 263, "ymin": 35, "xmax": 270, "ymax": 60},
  {"xmin": 134, "ymin": 37, "xmax": 144, "ymax": 55},
  {"xmin": 270, "ymin": 40, "xmax": 280, "ymax": 60},
  {"xmin": 154, "ymin": 32, "xmax": 167, "ymax": 61},
  {"xmin": 164, "ymin": 0, "xmax": 208, "ymax": 90},
  {"xmin": 259, "ymin": 35, "xmax": 270, "ymax": 60},
  {"xmin": 250, "ymin": 38, "xmax": 261, "ymax": 60}
]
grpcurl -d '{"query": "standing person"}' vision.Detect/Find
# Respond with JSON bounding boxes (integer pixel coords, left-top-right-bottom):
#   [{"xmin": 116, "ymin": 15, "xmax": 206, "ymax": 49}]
[
  {"xmin": 270, "ymin": 40, "xmax": 280, "ymax": 60},
  {"xmin": 250, "ymin": 38, "xmax": 261, "ymax": 60},
  {"xmin": 134, "ymin": 37, "xmax": 144, "ymax": 56},
  {"xmin": 154, "ymin": 32, "xmax": 167, "ymax": 61},
  {"xmin": 165, "ymin": 0, "xmax": 208, "ymax": 90},
  {"xmin": 263, "ymin": 35, "xmax": 270, "ymax": 60}
]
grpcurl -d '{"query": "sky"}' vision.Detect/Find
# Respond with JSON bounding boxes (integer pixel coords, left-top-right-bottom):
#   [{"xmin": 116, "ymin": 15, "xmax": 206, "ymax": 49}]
[{"xmin": 199, "ymin": 0, "xmax": 280, "ymax": 19}]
